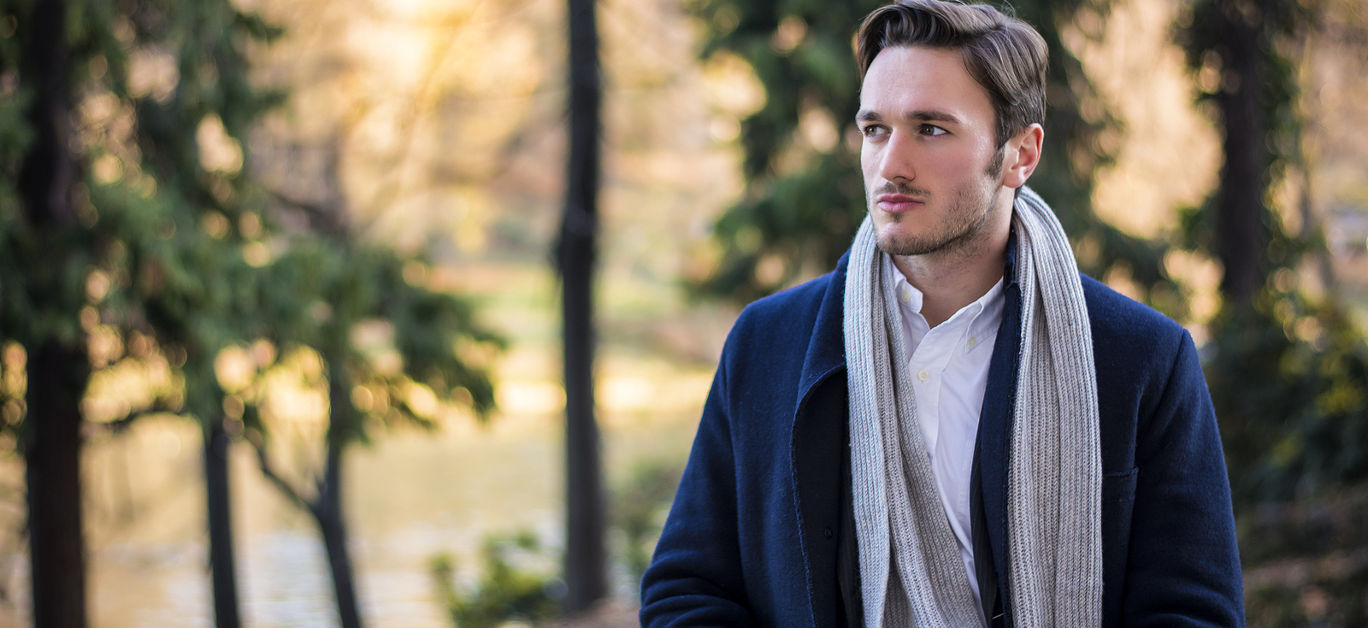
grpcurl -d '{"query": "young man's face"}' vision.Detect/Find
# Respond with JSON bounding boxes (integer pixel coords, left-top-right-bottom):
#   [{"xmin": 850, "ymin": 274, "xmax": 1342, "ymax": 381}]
[{"xmin": 857, "ymin": 45, "xmax": 1014, "ymax": 259}]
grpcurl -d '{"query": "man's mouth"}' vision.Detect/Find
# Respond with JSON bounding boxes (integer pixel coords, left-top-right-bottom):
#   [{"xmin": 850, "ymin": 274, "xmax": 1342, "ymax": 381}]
[{"xmin": 876, "ymin": 193, "xmax": 926, "ymax": 213}]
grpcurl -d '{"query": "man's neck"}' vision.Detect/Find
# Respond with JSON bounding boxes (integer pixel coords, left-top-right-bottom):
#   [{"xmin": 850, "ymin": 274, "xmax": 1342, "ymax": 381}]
[
  {"xmin": 890, "ymin": 206, "xmax": 1011, "ymax": 328},
  {"xmin": 892, "ymin": 253, "xmax": 1004, "ymax": 328}
]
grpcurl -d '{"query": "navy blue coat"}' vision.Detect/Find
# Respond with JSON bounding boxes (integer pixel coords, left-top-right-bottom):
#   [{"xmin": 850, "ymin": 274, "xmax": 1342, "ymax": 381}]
[{"xmin": 641, "ymin": 249, "xmax": 1244, "ymax": 627}]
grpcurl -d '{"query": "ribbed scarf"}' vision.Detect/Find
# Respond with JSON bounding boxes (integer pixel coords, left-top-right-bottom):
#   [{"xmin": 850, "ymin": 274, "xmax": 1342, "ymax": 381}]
[{"xmin": 843, "ymin": 187, "xmax": 1102, "ymax": 627}]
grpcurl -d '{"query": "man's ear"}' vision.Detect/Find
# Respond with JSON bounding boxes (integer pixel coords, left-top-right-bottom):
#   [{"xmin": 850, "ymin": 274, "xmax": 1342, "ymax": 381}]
[{"xmin": 1002, "ymin": 123, "xmax": 1044, "ymax": 189}]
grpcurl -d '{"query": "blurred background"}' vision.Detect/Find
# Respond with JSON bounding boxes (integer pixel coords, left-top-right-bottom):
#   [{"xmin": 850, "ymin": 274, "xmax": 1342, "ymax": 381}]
[{"xmin": 0, "ymin": 0, "xmax": 1365, "ymax": 626}]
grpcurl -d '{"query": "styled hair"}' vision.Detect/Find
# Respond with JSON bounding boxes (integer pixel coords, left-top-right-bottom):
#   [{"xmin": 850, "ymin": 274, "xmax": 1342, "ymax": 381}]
[{"xmin": 855, "ymin": 0, "xmax": 1048, "ymax": 147}]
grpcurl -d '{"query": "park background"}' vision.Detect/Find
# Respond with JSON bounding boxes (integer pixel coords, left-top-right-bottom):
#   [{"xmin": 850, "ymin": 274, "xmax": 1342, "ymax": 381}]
[{"xmin": 1, "ymin": 0, "xmax": 1367, "ymax": 626}]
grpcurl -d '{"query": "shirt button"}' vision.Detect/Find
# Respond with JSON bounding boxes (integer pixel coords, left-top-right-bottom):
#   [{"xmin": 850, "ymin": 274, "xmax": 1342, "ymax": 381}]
[
  {"xmin": 899, "ymin": 289, "xmax": 911, "ymax": 303},
  {"xmin": 916, "ymin": 370, "xmax": 930, "ymax": 382},
  {"xmin": 967, "ymin": 336, "xmax": 978, "ymax": 348}
]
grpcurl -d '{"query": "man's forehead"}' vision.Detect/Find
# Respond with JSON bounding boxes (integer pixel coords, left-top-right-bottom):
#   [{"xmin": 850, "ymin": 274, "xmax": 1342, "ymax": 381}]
[
  {"xmin": 856, "ymin": 108, "xmax": 962, "ymax": 124},
  {"xmin": 858, "ymin": 45, "xmax": 992, "ymax": 118}
]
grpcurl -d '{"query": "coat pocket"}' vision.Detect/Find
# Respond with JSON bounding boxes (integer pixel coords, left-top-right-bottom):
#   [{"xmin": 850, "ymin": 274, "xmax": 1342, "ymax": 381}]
[
  {"xmin": 1102, "ymin": 467, "xmax": 1139, "ymax": 506},
  {"xmin": 1101, "ymin": 466, "xmax": 1139, "ymax": 619}
]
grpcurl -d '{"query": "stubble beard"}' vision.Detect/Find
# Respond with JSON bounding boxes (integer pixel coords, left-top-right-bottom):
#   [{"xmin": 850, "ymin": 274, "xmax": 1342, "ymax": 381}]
[{"xmin": 868, "ymin": 147, "xmax": 1006, "ymax": 258}]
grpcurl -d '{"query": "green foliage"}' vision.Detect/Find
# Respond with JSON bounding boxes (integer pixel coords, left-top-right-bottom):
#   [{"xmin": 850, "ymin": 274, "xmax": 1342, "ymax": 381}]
[
  {"xmin": 2, "ymin": 0, "xmax": 498, "ymax": 623},
  {"xmin": 684, "ymin": 0, "xmax": 879, "ymax": 300},
  {"xmin": 612, "ymin": 460, "xmax": 683, "ymax": 587},
  {"xmin": 1173, "ymin": 0, "xmax": 1368, "ymax": 502},
  {"xmin": 1207, "ymin": 287, "xmax": 1368, "ymax": 502},
  {"xmin": 0, "ymin": 0, "xmax": 500, "ymax": 430},
  {"xmin": 252, "ymin": 240, "xmax": 504, "ymax": 444},
  {"xmin": 430, "ymin": 532, "xmax": 562, "ymax": 628},
  {"xmin": 423, "ymin": 460, "xmax": 684, "ymax": 625},
  {"xmin": 686, "ymin": 0, "xmax": 1176, "ymax": 307},
  {"xmin": 1175, "ymin": 0, "xmax": 1310, "ymax": 285},
  {"xmin": 1176, "ymin": 0, "xmax": 1368, "ymax": 621},
  {"xmin": 0, "ymin": 0, "xmax": 290, "ymax": 422},
  {"xmin": 1177, "ymin": 0, "xmax": 1307, "ymax": 163}
]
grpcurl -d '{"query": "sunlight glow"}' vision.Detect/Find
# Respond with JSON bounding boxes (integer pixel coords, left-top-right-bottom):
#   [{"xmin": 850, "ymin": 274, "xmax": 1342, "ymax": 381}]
[{"xmin": 197, "ymin": 114, "xmax": 244, "ymax": 174}]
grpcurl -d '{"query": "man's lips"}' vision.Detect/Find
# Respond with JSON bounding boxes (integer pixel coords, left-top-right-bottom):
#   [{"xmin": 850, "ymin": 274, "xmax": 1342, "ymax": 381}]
[{"xmin": 876, "ymin": 194, "xmax": 926, "ymax": 212}]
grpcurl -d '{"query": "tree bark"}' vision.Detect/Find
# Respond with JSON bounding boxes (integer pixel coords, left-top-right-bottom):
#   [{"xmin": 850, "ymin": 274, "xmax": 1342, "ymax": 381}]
[
  {"xmin": 25, "ymin": 345, "xmax": 88, "ymax": 628},
  {"xmin": 204, "ymin": 418, "xmax": 241, "ymax": 628},
  {"xmin": 19, "ymin": 0, "xmax": 89, "ymax": 625},
  {"xmin": 317, "ymin": 358, "xmax": 363, "ymax": 628},
  {"xmin": 560, "ymin": 0, "xmax": 606, "ymax": 614},
  {"xmin": 316, "ymin": 488, "xmax": 362, "ymax": 628},
  {"xmin": 248, "ymin": 357, "xmax": 364, "ymax": 628},
  {"xmin": 1214, "ymin": 0, "xmax": 1268, "ymax": 305}
]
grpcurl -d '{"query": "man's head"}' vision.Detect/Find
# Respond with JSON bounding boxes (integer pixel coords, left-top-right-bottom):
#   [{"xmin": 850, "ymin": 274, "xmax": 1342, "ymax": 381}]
[
  {"xmin": 856, "ymin": 0, "xmax": 1047, "ymax": 149},
  {"xmin": 854, "ymin": 1, "xmax": 1047, "ymax": 260}
]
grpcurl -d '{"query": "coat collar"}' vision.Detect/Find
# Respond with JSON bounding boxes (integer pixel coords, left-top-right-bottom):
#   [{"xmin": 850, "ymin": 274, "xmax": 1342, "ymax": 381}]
[
  {"xmin": 789, "ymin": 250, "xmax": 854, "ymax": 627},
  {"xmin": 796, "ymin": 250, "xmax": 852, "ymax": 404},
  {"xmin": 793, "ymin": 233, "xmax": 1018, "ymax": 399}
]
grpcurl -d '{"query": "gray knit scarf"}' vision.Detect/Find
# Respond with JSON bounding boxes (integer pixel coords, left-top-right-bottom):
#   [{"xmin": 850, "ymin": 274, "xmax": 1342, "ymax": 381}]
[{"xmin": 843, "ymin": 187, "xmax": 1102, "ymax": 627}]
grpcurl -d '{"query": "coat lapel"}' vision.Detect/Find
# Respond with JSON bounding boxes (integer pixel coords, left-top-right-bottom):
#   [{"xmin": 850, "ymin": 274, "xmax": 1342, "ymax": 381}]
[
  {"xmin": 791, "ymin": 252, "xmax": 852, "ymax": 626},
  {"xmin": 976, "ymin": 234, "xmax": 1023, "ymax": 625}
]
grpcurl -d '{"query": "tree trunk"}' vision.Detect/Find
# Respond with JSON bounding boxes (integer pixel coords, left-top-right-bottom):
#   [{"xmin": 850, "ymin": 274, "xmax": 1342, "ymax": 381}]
[
  {"xmin": 25, "ymin": 345, "xmax": 88, "ymax": 628},
  {"xmin": 204, "ymin": 418, "xmax": 241, "ymax": 628},
  {"xmin": 19, "ymin": 0, "xmax": 88, "ymax": 625},
  {"xmin": 317, "ymin": 359, "xmax": 363, "ymax": 628},
  {"xmin": 316, "ymin": 489, "xmax": 362, "ymax": 628},
  {"xmin": 249, "ymin": 355, "xmax": 364, "ymax": 627},
  {"xmin": 1214, "ymin": 0, "xmax": 1268, "ymax": 305},
  {"xmin": 560, "ymin": 0, "xmax": 606, "ymax": 614}
]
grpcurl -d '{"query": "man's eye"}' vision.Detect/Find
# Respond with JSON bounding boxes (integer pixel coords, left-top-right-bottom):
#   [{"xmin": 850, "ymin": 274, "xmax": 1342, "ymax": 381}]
[
  {"xmin": 920, "ymin": 124, "xmax": 948, "ymax": 136},
  {"xmin": 861, "ymin": 125, "xmax": 888, "ymax": 139}
]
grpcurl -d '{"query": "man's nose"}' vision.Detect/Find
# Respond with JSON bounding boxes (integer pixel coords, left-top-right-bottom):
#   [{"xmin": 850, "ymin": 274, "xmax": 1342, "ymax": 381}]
[{"xmin": 877, "ymin": 132, "xmax": 916, "ymax": 183}]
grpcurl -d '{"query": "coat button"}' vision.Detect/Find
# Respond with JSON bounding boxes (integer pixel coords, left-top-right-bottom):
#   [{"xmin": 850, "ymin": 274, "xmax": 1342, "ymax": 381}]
[{"xmin": 823, "ymin": 526, "xmax": 833, "ymax": 539}]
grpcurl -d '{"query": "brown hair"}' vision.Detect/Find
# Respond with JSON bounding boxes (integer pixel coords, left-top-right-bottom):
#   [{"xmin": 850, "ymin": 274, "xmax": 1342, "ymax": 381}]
[{"xmin": 855, "ymin": 0, "xmax": 1047, "ymax": 147}]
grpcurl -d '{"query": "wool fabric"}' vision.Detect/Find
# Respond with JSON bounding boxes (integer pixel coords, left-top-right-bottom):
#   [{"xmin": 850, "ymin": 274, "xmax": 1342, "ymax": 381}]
[{"xmin": 843, "ymin": 187, "xmax": 1102, "ymax": 627}]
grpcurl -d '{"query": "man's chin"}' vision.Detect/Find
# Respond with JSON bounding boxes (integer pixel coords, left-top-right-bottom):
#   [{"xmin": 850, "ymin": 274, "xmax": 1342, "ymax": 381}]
[
  {"xmin": 876, "ymin": 219, "xmax": 966, "ymax": 257},
  {"xmin": 875, "ymin": 233, "xmax": 938, "ymax": 257}
]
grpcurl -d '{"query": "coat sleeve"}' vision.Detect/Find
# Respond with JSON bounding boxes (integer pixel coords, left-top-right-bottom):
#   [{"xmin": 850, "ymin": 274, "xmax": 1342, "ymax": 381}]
[
  {"xmin": 639, "ymin": 353, "xmax": 758, "ymax": 627},
  {"xmin": 1122, "ymin": 330, "xmax": 1245, "ymax": 626}
]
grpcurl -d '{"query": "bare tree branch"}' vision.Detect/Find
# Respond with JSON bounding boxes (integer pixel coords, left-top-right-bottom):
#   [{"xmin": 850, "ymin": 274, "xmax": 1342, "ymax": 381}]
[{"xmin": 244, "ymin": 430, "xmax": 318, "ymax": 516}]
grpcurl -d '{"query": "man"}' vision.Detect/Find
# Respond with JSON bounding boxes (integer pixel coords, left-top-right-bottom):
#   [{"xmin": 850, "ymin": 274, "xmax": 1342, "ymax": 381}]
[{"xmin": 640, "ymin": 1, "xmax": 1244, "ymax": 626}]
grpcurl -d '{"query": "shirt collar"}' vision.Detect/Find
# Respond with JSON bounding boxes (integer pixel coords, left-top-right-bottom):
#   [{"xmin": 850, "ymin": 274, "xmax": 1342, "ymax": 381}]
[{"xmin": 882, "ymin": 252, "xmax": 1006, "ymax": 335}]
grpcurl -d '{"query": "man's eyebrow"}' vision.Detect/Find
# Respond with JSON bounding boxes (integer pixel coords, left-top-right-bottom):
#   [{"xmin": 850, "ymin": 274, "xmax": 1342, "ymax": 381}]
[{"xmin": 855, "ymin": 109, "xmax": 962, "ymax": 124}]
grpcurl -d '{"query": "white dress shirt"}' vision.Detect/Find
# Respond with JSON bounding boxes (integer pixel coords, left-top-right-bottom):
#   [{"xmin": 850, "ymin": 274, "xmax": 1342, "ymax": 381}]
[{"xmin": 882, "ymin": 253, "xmax": 1005, "ymax": 612}]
